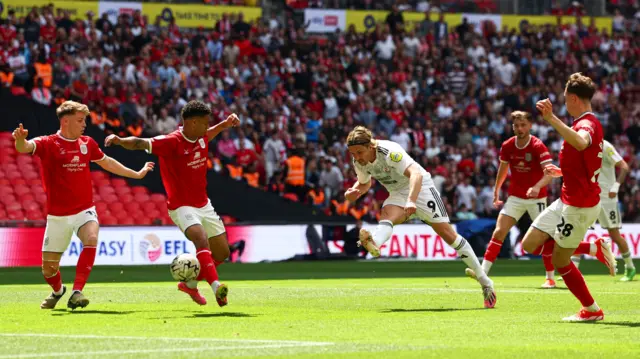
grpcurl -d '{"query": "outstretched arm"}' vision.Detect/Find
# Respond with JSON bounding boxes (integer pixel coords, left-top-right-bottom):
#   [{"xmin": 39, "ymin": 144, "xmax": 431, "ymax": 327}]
[
  {"xmin": 95, "ymin": 156, "xmax": 154, "ymax": 179},
  {"xmin": 105, "ymin": 135, "xmax": 150, "ymax": 151},
  {"xmin": 207, "ymin": 113, "xmax": 240, "ymax": 141}
]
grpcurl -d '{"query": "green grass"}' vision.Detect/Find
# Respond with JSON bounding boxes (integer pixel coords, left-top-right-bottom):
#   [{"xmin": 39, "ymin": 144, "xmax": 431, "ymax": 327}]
[{"xmin": 0, "ymin": 260, "xmax": 639, "ymax": 359}]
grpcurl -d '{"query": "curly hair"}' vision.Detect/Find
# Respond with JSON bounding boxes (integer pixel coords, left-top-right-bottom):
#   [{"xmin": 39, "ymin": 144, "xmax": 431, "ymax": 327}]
[{"xmin": 181, "ymin": 100, "xmax": 212, "ymax": 121}]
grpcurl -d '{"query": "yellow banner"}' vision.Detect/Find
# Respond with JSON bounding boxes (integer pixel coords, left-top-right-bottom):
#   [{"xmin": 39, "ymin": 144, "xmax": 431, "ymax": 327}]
[
  {"xmin": 142, "ymin": 4, "xmax": 261, "ymax": 28},
  {"xmin": 502, "ymin": 15, "xmax": 612, "ymax": 33},
  {"xmin": 0, "ymin": 0, "xmax": 98, "ymax": 20},
  {"xmin": 346, "ymin": 10, "xmax": 612, "ymax": 34},
  {"xmin": 346, "ymin": 10, "xmax": 462, "ymax": 33}
]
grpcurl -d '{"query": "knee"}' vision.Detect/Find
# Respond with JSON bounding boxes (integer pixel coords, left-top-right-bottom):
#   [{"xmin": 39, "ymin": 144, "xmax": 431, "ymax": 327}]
[
  {"xmin": 492, "ymin": 226, "xmax": 508, "ymax": 242},
  {"xmin": 551, "ymin": 254, "xmax": 570, "ymax": 269},
  {"xmin": 42, "ymin": 262, "xmax": 60, "ymax": 277},
  {"xmin": 521, "ymin": 238, "xmax": 537, "ymax": 254},
  {"xmin": 83, "ymin": 234, "xmax": 98, "ymax": 247}
]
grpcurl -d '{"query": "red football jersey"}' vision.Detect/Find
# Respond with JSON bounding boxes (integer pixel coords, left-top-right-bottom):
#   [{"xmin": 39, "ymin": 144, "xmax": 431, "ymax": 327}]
[
  {"xmin": 559, "ymin": 112, "xmax": 603, "ymax": 207},
  {"xmin": 147, "ymin": 130, "xmax": 209, "ymax": 210},
  {"xmin": 31, "ymin": 132, "xmax": 105, "ymax": 216},
  {"xmin": 500, "ymin": 135, "xmax": 553, "ymax": 199}
]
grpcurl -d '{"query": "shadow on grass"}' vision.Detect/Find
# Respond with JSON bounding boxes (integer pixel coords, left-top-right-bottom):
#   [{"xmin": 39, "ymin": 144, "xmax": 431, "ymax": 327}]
[
  {"xmin": 191, "ymin": 312, "xmax": 257, "ymax": 318},
  {"xmin": 380, "ymin": 308, "xmax": 486, "ymax": 313},
  {"xmin": 569, "ymin": 321, "xmax": 640, "ymax": 328},
  {"xmin": 51, "ymin": 309, "xmax": 135, "ymax": 315}
]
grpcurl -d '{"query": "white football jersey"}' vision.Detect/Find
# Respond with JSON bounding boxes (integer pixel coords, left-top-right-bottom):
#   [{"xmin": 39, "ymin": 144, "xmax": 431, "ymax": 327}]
[
  {"xmin": 353, "ymin": 140, "xmax": 431, "ymax": 193},
  {"xmin": 598, "ymin": 140, "xmax": 623, "ymax": 199}
]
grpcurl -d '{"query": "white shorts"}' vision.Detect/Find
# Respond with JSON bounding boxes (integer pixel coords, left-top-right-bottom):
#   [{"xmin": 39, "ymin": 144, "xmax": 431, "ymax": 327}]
[
  {"xmin": 500, "ymin": 196, "xmax": 547, "ymax": 221},
  {"xmin": 383, "ymin": 183, "xmax": 449, "ymax": 224},
  {"xmin": 169, "ymin": 200, "xmax": 226, "ymax": 238},
  {"xmin": 43, "ymin": 207, "xmax": 99, "ymax": 253},
  {"xmin": 597, "ymin": 199, "xmax": 622, "ymax": 229},
  {"xmin": 531, "ymin": 199, "xmax": 600, "ymax": 249}
]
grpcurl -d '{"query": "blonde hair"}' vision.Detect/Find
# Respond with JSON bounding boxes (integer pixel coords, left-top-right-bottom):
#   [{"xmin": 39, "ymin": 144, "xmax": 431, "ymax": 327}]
[
  {"xmin": 56, "ymin": 101, "xmax": 90, "ymax": 120},
  {"xmin": 510, "ymin": 111, "xmax": 532, "ymax": 122},
  {"xmin": 347, "ymin": 126, "xmax": 375, "ymax": 147}
]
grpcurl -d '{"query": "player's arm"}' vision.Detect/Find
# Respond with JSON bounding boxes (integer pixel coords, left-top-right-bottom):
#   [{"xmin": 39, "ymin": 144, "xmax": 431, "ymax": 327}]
[
  {"xmin": 12, "ymin": 124, "xmax": 35, "ymax": 154},
  {"xmin": 536, "ymin": 99, "xmax": 590, "ymax": 151},
  {"xmin": 207, "ymin": 113, "xmax": 240, "ymax": 141},
  {"xmin": 610, "ymin": 158, "xmax": 630, "ymax": 198},
  {"xmin": 105, "ymin": 135, "xmax": 150, "ymax": 151},
  {"xmin": 345, "ymin": 164, "xmax": 371, "ymax": 202},
  {"xmin": 404, "ymin": 163, "xmax": 423, "ymax": 207},
  {"xmin": 95, "ymin": 156, "xmax": 155, "ymax": 179}
]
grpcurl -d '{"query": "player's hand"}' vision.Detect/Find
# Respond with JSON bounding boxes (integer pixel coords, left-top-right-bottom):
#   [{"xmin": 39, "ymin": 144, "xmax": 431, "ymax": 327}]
[
  {"xmin": 223, "ymin": 113, "xmax": 240, "ymax": 129},
  {"xmin": 104, "ymin": 134, "xmax": 121, "ymax": 147},
  {"xmin": 608, "ymin": 192, "xmax": 616, "ymax": 198},
  {"xmin": 136, "ymin": 162, "xmax": 155, "ymax": 179},
  {"xmin": 526, "ymin": 186, "xmax": 540, "ymax": 198},
  {"xmin": 12, "ymin": 123, "xmax": 28, "ymax": 141},
  {"xmin": 493, "ymin": 192, "xmax": 503, "ymax": 208},
  {"xmin": 543, "ymin": 164, "xmax": 563, "ymax": 178},
  {"xmin": 344, "ymin": 188, "xmax": 361, "ymax": 202},
  {"xmin": 535, "ymin": 98, "xmax": 553, "ymax": 121},
  {"xmin": 405, "ymin": 200, "xmax": 417, "ymax": 216}
]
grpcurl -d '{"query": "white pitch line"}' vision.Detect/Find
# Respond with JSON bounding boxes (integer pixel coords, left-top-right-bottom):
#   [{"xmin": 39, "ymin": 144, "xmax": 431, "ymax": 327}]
[
  {"xmin": 0, "ymin": 343, "xmax": 330, "ymax": 359},
  {"xmin": 0, "ymin": 333, "xmax": 333, "ymax": 346}
]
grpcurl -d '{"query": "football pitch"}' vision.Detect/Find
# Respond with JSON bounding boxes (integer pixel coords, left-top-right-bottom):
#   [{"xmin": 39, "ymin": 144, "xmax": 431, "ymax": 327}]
[{"xmin": 0, "ymin": 260, "xmax": 639, "ymax": 359}]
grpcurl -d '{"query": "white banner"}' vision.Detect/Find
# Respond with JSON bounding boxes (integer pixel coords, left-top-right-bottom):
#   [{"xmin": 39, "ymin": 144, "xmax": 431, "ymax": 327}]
[
  {"xmin": 462, "ymin": 13, "xmax": 502, "ymax": 35},
  {"xmin": 304, "ymin": 9, "xmax": 346, "ymax": 33},
  {"xmin": 99, "ymin": 1, "xmax": 143, "ymax": 25}
]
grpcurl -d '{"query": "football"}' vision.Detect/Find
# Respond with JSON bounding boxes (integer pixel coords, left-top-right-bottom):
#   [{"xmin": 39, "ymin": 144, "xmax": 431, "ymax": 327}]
[{"xmin": 169, "ymin": 254, "xmax": 201, "ymax": 282}]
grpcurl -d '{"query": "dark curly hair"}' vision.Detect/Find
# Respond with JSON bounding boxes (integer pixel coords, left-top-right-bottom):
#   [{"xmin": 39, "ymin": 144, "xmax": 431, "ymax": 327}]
[{"xmin": 181, "ymin": 101, "xmax": 212, "ymax": 121}]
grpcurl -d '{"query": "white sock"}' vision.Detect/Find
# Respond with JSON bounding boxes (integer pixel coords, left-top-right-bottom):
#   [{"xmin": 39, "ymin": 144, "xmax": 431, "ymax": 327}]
[
  {"xmin": 186, "ymin": 280, "xmax": 198, "ymax": 289},
  {"xmin": 481, "ymin": 260, "xmax": 492, "ymax": 275},
  {"xmin": 54, "ymin": 287, "xmax": 64, "ymax": 296},
  {"xmin": 622, "ymin": 251, "xmax": 635, "ymax": 268},
  {"xmin": 546, "ymin": 271, "xmax": 554, "ymax": 280},
  {"xmin": 452, "ymin": 235, "xmax": 492, "ymax": 287},
  {"xmin": 211, "ymin": 280, "xmax": 221, "ymax": 291},
  {"xmin": 589, "ymin": 243, "xmax": 597, "ymax": 256},
  {"xmin": 586, "ymin": 302, "xmax": 600, "ymax": 312},
  {"xmin": 372, "ymin": 220, "xmax": 394, "ymax": 247}
]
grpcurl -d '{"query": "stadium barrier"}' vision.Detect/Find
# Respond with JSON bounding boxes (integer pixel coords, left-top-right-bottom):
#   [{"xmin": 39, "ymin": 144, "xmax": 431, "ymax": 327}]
[
  {"xmin": 1, "ymin": 223, "xmax": 639, "ymax": 267},
  {"xmin": 304, "ymin": 8, "xmax": 613, "ymax": 33},
  {"xmin": 0, "ymin": 0, "xmax": 261, "ymax": 28}
]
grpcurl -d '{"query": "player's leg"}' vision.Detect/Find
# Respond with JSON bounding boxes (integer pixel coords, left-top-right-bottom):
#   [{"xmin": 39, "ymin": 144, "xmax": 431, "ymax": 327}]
[
  {"xmin": 357, "ymin": 204, "xmax": 407, "ymax": 257},
  {"xmin": 482, "ymin": 211, "xmax": 518, "ymax": 275},
  {"xmin": 526, "ymin": 199, "xmax": 556, "ymax": 288},
  {"xmin": 610, "ymin": 228, "xmax": 635, "ymax": 281},
  {"xmin": 68, "ymin": 210, "xmax": 100, "ymax": 310},
  {"xmin": 40, "ymin": 217, "xmax": 73, "ymax": 309}
]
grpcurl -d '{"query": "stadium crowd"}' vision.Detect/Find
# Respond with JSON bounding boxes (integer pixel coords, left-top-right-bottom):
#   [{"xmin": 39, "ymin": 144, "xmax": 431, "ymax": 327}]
[{"xmin": 1, "ymin": 3, "xmax": 640, "ymax": 224}]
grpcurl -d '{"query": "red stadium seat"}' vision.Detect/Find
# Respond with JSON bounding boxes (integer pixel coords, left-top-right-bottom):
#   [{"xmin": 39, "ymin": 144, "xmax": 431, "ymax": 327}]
[
  {"xmin": 146, "ymin": 209, "xmax": 161, "ymax": 220},
  {"xmin": 119, "ymin": 193, "xmax": 134, "ymax": 203},
  {"xmin": 95, "ymin": 179, "xmax": 111, "ymax": 187},
  {"xmin": 102, "ymin": 194, "xmax": 118, "ymax": 203},
  {"xmin": 6, "ymin": 171, "xmax": 21, "ymax": 180},
  {"xmin": 118, "ymin": 216, "xmax": 135, "ymax": 225},
  {"xmin": 36, "ymin": 194, "xmax": 47, "ymax": 204},
  {"xmin": 141, "ymin": 202, "xmax": 156, "ymax": 213},
  {"xmin": 0, "ymin": 185, "xmax": 13, "ymax": 195},
  {"xmin": 131, "ymin": 186, "xmax": 149, "ymax": 195},
  {"xmin": 150, "ymin": 193, "xmax": 167, "ymax": 203},
  {"xmin": 23, "ymin": 201, "xmax": 39, "ymax": 212},
  {"xmin": 91, "ymin": 171, "xmax": 107, "ymax": 182},
  {"xmin": 101, "ymin": 215, "xmax": 118, "ymax": 226},
  {"xmin": 111, "ymin": 178, "xmax": 128, "ymax": 187},
  {"xmin": 8, "ymin": 210, "xmax": 24, "ymax": 221},
  {"xmin": 29, "ymin": 179, "xmax": 43, "ymax": 186},
  {"xmin": 155, "ymin": 201, "xmax": 168, "ymax": 212},
  {"xmin": 0, "ymin": 208, "xmax": 6, "ymax": 219},
  {"xmin": 0, "ymin": 178, "xmax": 9, "ymax": 186},
  {"xmin": 116, "ymin": 185, "xmax": 132, "ymax": 194},
  {"xmin": 20, "ymin": 194, "xmax": 35, "ymax": 203},
  {"xmin": 134, "ymin": 193, "xmax": 150, "ymax": 203},
  {"xmin": 124, "ymin": 202, "xmax": 141, "ymax": 212},
  {"xmin": 12, "ymin": 178, "xmax": 27, "ymax": 186},
  {"xmin": 1, "ymin": 195, "xmax": 17, "ymax": 206},
  {"xmin": 6, "ymin": 202, "xmax": 22, "ymax": 212},
  {"xmin": 109, "ymin": 202, "xmax": 125, "ymax": 213},
  {"xmin": 98, "ymin": 186, "xmax": 115, "ymax": 195},
  {"xmin": 93, "ymin": 193, "xmax": 102, "ymax": 202},
  {"xmin": 23, "ymin": 171, "xmax": 39, "ymax": 180},
  {"xmin": 95, "ymin": 202, "xmax": 108, "ymax": 213},
  {"xmin": 14, "ymin": 185, "xmax": 30, "ymax": 196},
  {"xmin": 25, "ymin": 210, "xmax": 44, "ymax": 220}
]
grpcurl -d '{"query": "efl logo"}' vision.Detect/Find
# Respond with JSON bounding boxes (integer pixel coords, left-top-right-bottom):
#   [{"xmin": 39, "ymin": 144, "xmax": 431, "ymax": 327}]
[{"xmin": 324, "ymin": 15, "xmax": 338, "ymax": 26}]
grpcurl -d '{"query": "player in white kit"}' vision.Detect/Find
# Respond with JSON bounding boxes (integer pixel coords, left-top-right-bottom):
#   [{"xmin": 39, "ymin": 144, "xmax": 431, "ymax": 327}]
[
  {"xmin": 345, "ymin": 126, "xmax": 497, "ymax": 308},
  {"xmin": 571, "ymin": 140, "xmax": 634, "ymax": 281}
]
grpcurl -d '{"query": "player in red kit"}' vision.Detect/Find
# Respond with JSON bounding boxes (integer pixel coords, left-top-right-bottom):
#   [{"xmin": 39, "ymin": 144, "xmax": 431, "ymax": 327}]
[
  {"xmin": 12, "ymin": 101, "xmax": 154, "ymax": 310},
  {"xmin": 522, "ymin": 73, "xmax": 617, "ymax": 321},
  {"xmin": 105, "ymin": 101, "xmax": 240, "ymax": 307},
  {"xmin": 464, "ymin": 111, "xmax": 556, "ymax": 287}
]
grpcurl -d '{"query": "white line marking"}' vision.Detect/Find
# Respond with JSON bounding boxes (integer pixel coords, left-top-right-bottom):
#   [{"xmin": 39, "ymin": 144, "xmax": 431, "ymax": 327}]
[
  {"xmin": 0, "ymin": 344, "xmax": 327, "ymax": 359},
  {"xmin": 0, "ymin": 333, "xmax": 333, "ymax": 346}
]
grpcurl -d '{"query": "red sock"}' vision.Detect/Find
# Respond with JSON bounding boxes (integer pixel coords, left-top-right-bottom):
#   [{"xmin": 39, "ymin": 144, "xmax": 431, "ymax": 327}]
[
  {"xmin": 73, "ymin": 246, "xmax": 96, "ymax": 291},
  {"xmin": 196, "ymin": 249, "xmax": 219, "ymax": 285},
  {"xmin": 483, "ymin": 239, "xmax": 503, "ymax": 263},
  {"xmin": 44, "ymin": 270, "xmax": 63, "ymax": 293},
  {"xmin": 574, "ymin": 242, "xmax": 591, "ymax": 255},
  {"xmin": 558, "ymin": 262, "xmax": 595, "ymax": 307},
  {"xmin": 542, "ymin": 254, "xmax": 554, "ymax": 272}
]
